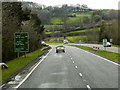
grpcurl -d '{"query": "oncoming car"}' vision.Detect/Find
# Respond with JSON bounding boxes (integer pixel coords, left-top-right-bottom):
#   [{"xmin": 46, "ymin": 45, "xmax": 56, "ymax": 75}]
[
  {"xmin": 63, "ymin": 40, "xmax": 68, "ymax": 44},
  {"xmin": 104, "ymin": 42, "xmax": 111, "ymax": 47},
  {"xmin": 56, "ymin": 45, "xmax": 65, "ymax": 53},
  {"xmin": 106, "ymin": 42, "xmax": 111, "ymax": 47}
]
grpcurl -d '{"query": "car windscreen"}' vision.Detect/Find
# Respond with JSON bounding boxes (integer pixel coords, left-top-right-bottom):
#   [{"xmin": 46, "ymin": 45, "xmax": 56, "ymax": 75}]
[{"xmin": 57, "ymin": 46, "xmax": 63, "ymax": 47}]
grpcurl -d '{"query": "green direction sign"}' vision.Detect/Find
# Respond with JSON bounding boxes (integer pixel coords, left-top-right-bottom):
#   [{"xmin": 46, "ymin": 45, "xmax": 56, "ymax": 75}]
[{"xmin": 14, "ymin": 32, "xmax": 29, "ymax": 52}]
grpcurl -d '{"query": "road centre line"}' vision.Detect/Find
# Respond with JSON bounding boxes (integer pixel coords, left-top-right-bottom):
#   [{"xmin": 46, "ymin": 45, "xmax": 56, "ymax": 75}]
[
  {"xmin": 75, "ymin": 66, "xmax": 78, "ymax": 69},
  {"xmin": 14, "ymin": 49, "xmax": 52, "ymax": 88},
  {"xmin": 80, "ymin": 49, "xmax": 120, "ymax": 66},
  {"xmin": 73, "ymin": 61, "xmax": 74, "ymax": 63}
]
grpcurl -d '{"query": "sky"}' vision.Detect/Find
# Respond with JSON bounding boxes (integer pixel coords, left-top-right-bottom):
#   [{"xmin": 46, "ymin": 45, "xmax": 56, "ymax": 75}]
[{"xmin": 19, "ymin": 0, "xmax": 120, "ymax": 9}]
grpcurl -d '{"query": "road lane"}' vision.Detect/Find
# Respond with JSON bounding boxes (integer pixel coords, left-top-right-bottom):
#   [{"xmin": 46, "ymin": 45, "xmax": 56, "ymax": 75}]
[
  {"xmin": 19, "ymin": 45, "xmax": 87, "ymax": 88},
  {"xmin": 66, "ymin": 46, "xmax": 118, "ymax": 88},
  {"xmin": 70, "ymin": 43, "xmax": 119, "ymax": 54},
  {"xmin": 18, "ymin": 45, "xmax": 118, "ymax": 88}
]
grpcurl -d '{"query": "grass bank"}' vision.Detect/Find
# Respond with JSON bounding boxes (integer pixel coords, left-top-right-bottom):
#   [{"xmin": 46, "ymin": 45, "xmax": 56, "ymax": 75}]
[
  {"xmin": 112, "ymin": 45, "xmax": 120, "ymax": 47},
  {"xmin": 1, "ymin": 46, "xmax": 50, "ymax": 83},
  {"xmin": 70, "ymin": 45, "xmax": 120, "ymax": 62},
  {"xmin": 66, "ymin": 36, "xmax": 87, "ymax": 43}
]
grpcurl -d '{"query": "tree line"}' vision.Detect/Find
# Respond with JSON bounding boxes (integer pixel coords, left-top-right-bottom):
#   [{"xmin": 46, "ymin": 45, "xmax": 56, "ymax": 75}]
[
  {"xmin": 2, "ymin": 2, "xmax": 45, "ymax": 62},
  {"xmin": 12, "ymin": 2, "xmax": 119, "ymax": 45}
]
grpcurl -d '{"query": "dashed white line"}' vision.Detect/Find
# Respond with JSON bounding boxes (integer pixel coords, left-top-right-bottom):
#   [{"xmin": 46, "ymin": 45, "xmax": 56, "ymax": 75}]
[
  {"xmin": 86, "ymin": 85, "xmax": 91, "ymax": 90},
  {"xmin": 75, "ymin": 66, "xmax": 78, "ymax": 69},
  {"xmin": 79, "ymin": 73, "xmax": 83, "ymax": 77},
  {"xmin": 73, "ymin": 61, "xmax": 74, "ymax": 63},
  {"xmin": 14, "ymin": 49, "xmax": 52, "ymax": 88}
]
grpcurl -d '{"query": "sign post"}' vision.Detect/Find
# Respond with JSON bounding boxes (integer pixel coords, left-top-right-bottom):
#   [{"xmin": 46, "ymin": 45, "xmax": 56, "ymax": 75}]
[
  {"xmin": 14, "ymin": 32, "xmax": 29, "ymax": 58},
  {"xmin": 103, "ymin": 39, "xmax": 107, "ymax": 51},
  {"xmin": 110, "ymin": 39, "xmax": 112, "ymax": 45}
]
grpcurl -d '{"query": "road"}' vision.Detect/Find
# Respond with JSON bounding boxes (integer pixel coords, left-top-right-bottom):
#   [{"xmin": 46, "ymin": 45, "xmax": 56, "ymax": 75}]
[
  {"xmin": 18, "ymin": 45, "xmax": 118, "ymax": 88},
  {"xmin": 70, "ymin": 43, "xmax": 119, "ymax": 54}
]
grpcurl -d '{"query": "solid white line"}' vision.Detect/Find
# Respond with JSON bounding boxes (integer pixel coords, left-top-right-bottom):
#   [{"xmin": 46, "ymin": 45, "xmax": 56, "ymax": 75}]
[
  {"xmin": 0, "ymin": 84, "xmax": 5, "ymax": 88},
  {"xmin": 15, "ymin": 49, "xmax": 52, "ymax": 88},
  {"xmin": 86, "ymin": 85, "xmax": 91, "ymax": 90},
  {"xmin": 79, "ymin": 73, "xmax": 83, "ymax": 77},
  {"xmin": 81, "ymin": 49, "xmax": 120, "ymax": 66},
  {"xmin": 75, "ymin": 66, "xmax": 78, "ymax": 69}
]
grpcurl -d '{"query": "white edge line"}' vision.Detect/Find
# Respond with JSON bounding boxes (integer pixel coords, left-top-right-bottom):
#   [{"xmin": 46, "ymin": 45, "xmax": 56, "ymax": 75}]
[
  {"xmin": 81, "ymin": 49, "xmax": 120, "ymax": 66},
  {"xmin": 79, "ymin": 73, "xmax": 82, "ymax": 77},
  {"xmin": 14, "ymin": 49, "xmax": 52, "ymax": 88},
  {"xmin": 86, "ymin": 85, "xmax": 91, "ymax": 90},
  {"xmin": 0, "ymin": 84, "xmax": 5, "ymax": 88}
]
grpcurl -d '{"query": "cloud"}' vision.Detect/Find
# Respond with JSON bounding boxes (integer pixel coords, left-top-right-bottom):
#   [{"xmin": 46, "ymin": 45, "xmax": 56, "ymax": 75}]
[{"xmin": 18, "ymin": 0, "xmax": 119, "ymax": 9}]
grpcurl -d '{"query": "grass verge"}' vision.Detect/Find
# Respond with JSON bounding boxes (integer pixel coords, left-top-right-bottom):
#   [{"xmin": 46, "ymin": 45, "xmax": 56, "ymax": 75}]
[
  {"xmin": 66, "ymin": 36, "xmax": 87, "ymax": 43},
  {"xmin": 70, "ymin": 45, "xmax": 120, "ymax": 62},
  {"xmin": 112, "ymin": 45, "xmax": 120, "ymax": 47},
  {"xmin": 1, "ymin": 46, "xmax": 50, "ymax": 83}
]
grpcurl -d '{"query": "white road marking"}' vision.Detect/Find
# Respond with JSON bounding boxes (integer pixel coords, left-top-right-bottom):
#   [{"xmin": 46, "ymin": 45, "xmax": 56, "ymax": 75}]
[
  {"xmin": 73, "ymin": 61, "xmax": 74, "ymax": 63},
  {"xmin": 81, "ymin": 49, "xmax": 120, "ymax": 66},
  {"xmin": 75, "ymin": 66, "xmax": 78, "ymax": 69},
  {"xmin": 71, "ymin": 58, "xmax": 72, "ymax": 59},
  {"xmin": 0, "ymin": 84, "xmax": 5, "ymax": 88},
  {"xmin": 86, "ymin": 85, "xmax": 91, "ymax": 90},
  {"xmin": 79, "ymin": 73, "xmax": 83, "ymax": 77},
  {"xmin": 14, "ymin": 49, "xmax": 52, "ymax": 88}
]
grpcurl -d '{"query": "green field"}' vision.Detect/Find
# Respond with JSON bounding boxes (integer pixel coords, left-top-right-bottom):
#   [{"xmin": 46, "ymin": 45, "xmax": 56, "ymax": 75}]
[
  {"xmin": 44, "ymin": 24, "xmax": 63, "ymax": 29},
  {"xmin": 45, "ymin": 28, "xmax": 100, "ymax": 34},
  {"xmin": 45, "ymin": 32, "xmax": 52, "ymax": 34},
  {"xmin": 66, "ymin": 36, "xmax": 87, "ymax": 43},
  {"xmin": 1, "ymin": 47, "xmax": 50, "ymax": 83},
  {"xmin": 44, "ymin": 37, "xmax": 64, "ymax": 43},
  {"xmin": 68, "ymin": 28, "xmax": 100, "ymax": 34},
  {"xmin": 67, "ymin": 13, "xmax": 91, "ymax": 23},
  {"xmin": 51, "ymin": 17, "xmax": 63, "ymax": 25},
  {"xmin": 44, "ymin": 36, "xmax": 87, "ymax": 43},
  {"xmin": 44, "ymin": 13, "xmax": 92, "ymax": 35},
  {"xmin": 50, "ymin": 13, "xmax": 91, "ymax": 25}
]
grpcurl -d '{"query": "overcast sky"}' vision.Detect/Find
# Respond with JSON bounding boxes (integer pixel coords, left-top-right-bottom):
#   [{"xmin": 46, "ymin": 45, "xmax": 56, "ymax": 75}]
[{"xmin": 19, "ymin": 0, "xmax": 120, "ymax": 9}]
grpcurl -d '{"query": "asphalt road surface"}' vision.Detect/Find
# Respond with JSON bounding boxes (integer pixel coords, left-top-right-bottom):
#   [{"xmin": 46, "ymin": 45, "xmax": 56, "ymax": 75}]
[{"xmin": 18, "ymin": 45, "xmax": 118, "ymax": 88}]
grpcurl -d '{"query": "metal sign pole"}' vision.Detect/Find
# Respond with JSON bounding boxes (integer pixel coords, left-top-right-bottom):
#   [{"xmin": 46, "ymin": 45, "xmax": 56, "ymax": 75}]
[{"xmin": 18, "ymin": 52, "xmax": 19, "ymax": 58}]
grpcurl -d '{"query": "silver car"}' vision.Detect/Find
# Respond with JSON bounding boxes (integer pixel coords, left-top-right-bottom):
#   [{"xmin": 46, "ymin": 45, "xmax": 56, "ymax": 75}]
[{"xmin": 56, "ymin": 45, "xmax": 65, "ymax": 53}]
